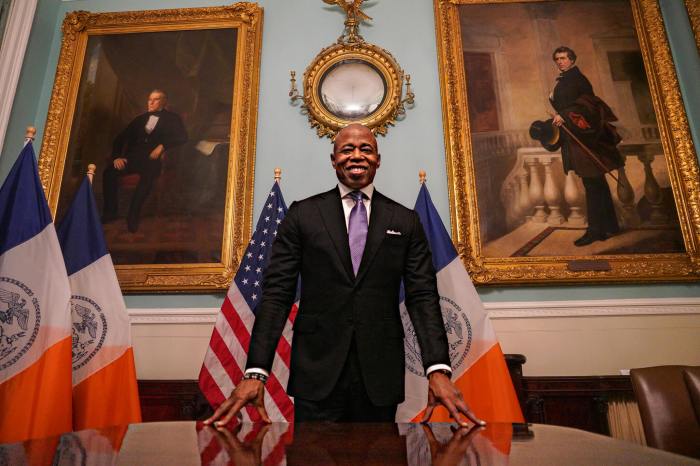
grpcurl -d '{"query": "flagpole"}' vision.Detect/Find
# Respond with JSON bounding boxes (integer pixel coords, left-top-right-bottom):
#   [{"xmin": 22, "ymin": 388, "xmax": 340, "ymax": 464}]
[
  {"xmin": 274, "ymin": 167, "xmax": 281, "ymax": 184},
  {"xmin": 86, "ymin": 163, "xmax": 96, "ymax": 185},
  {"xmin": 24, "ymin": 125, "xmax": 35, "ymax": 145},
  {"xmin": 419, "ymin": 170, "xmax": 426, "ymax": 184}
]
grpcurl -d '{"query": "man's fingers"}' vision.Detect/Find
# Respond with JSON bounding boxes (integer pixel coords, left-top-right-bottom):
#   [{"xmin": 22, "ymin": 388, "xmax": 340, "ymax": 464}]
[
  {"xmin": 441, "ymin": 399, "xmax": 470, "ymax": 428},
  {"xmin": 455, "ymin": 398, "xmax": 486, "ymax": 427},
  {"xmin": 256, "ymin": 404, "xmax": 271, "ymax": 424},
  {"xmin": 421, "ymin": 424, "xmax": 439, "ymax": 452},
  {"xmin": 421, "ymin": 404, "xmax": 436, "ymax": 424},
  {"xmin": 204, "ymin": 399, "xmax": 232, "ymax": 425},
  {"xmin": 215, "ymin": 399, "xmax": 247, "ymax": 428}
]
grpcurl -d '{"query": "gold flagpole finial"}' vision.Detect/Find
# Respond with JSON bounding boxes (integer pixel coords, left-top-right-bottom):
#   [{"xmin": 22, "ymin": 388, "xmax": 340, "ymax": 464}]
[
  {"xmin": 25, "ymin": 126, "xmax": 36, "ymax": 141},
  {"xmin": 87, "ymin": 164, "xmax": 96, "ymax": 184},
  {"xmin": 419, "ymin": 170, "xmax": 426, "ymax": 184},
  {"xmin": 274, "ymin": 167, "xmax": 282, "ymax": 183}
]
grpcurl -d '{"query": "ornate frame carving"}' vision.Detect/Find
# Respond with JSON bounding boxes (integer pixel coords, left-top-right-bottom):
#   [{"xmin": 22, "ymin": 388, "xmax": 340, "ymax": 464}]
[
  {"xmin": 434, "ymin": 0, "xmax": 700, "ymax": 284},
  {"xmin": 39, "ymin": 4, "xmax": 263, "ymax": 292}
]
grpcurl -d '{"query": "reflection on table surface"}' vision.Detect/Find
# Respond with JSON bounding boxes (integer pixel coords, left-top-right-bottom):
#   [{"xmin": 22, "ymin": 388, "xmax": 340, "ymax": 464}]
[{"xmin": 1, "ymin": 421, "xmax": 698, "ymax": 465}]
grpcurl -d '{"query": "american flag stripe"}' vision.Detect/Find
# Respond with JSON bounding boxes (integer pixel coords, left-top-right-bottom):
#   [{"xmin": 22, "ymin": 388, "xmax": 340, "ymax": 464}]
[
  {"xmin": 197, "ymin": 421, "xmax": 293, "ymax": 466},
  {"xmin": 198, "ymin": 364, "xmax": 226, "ymax": 407},
  {"xmin": 263, "ymin": 434, "xmax": 289, "ymax": 466},
  {"xmin": 198, "ymin": 427, "xmax": 224, "ymax": 466}
]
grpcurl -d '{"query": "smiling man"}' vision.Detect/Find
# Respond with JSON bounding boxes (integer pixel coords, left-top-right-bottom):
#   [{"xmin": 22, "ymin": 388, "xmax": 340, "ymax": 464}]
[{"xmin": 204, "ymin": 124, "xmax": 484, "ymax": 426}]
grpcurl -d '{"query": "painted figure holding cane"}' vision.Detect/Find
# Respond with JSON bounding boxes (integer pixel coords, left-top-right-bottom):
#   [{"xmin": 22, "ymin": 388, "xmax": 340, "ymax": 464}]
[{"xmin": 530, "ymin": 46, "xmax": 625, "ymax": 247}]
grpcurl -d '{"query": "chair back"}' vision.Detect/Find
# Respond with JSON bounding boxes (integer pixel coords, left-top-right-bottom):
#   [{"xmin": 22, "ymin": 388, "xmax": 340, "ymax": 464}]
[{"xmin": 630, "ymin": 365, "xmax": 700, "ymax": 459}]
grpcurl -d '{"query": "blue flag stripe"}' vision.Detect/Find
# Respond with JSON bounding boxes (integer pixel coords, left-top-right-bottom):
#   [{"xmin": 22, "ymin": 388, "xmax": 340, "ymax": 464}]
[
  {"xmin": 56, "ymin": 176, "xmax": 109, "ymax": 275},
  {"xmin": 234, "ymin": 182, "xmax": 289, "ymax": 312},
  {"xmin": 0, "ymin": 142, "xmax": 52, "ymax": 256},
  {"xmin": 413, "ymin": 184, "xmax": 458, "ymax": 272}
]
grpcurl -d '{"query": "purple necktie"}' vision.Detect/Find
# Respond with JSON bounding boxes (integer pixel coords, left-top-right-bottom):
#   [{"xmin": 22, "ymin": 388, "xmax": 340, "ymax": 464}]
[{"xmin": 348, "ymin": 191, "xmax": 368, "ymax": 276}]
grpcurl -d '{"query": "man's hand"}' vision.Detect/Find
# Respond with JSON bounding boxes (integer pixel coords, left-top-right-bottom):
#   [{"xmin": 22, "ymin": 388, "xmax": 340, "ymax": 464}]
[
  {"xmin": 149, "ymin": 144, "xmax": 165, "ymax": 160},
  {"xmin": 113, "ymin": 158, "xmax": 128, "ymax": 170},
  {"xmin": 209, "ymin": 423, "xmax": 270, "ymax": 466},
  {"xmin": 552, "ymin": 113, "xmax": 565, "ymax": 127},
  {"xmin": 422, "ymin": 423, "xmax": 484, "ymax": 466},
  {"xmin": 203, "ymin": 379, "xmax": 271, "ymax": 427},
  {"xmin": 421, "ymin": 371, "xmax": 486, "ymax": 427}
]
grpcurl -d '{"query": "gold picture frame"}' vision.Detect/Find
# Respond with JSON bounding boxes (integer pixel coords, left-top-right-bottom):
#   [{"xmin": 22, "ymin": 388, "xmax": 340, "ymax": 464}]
[
  {"xmin": 39, "ymin": 4, "xmax": 263, "ymax": 292},
  {"xmin": 434, "ymin": 0, "xmax": 700, "ymax": 285}
]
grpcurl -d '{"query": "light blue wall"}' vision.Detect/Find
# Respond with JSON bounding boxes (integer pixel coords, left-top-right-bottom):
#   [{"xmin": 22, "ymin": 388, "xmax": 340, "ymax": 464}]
[{"xmin": 1, "ymin": 0, "xmax": 699, "ymax": 308}]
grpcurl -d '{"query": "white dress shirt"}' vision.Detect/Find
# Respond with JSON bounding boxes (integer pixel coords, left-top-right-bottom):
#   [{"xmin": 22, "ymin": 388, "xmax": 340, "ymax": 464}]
[
  {"xmin": 246, "ymin": 182, "xmax": 451, "ymax": 379},
  {"xmin": 145, "ymin": 115, "xmax": 160, "ymax": 134}
]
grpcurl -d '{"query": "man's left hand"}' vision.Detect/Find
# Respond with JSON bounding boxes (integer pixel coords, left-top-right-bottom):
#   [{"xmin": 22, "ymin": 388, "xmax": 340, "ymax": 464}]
[
  {"xmin": 421, "ymin": 371, "xmax": 486, "ymax": 427},
  {"xmin": 149, "ymin": 144, "xmax": 165, "ymax": 160}
]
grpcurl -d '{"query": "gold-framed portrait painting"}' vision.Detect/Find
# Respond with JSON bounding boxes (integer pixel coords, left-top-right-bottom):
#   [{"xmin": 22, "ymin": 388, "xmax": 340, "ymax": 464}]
[
  {"xmin": 435, "ymin": 0, "xmax": 700, "ymax": 284},
  {"xmin": 39, "ymin": 4, "xmax": 263, "ymax": 292}
]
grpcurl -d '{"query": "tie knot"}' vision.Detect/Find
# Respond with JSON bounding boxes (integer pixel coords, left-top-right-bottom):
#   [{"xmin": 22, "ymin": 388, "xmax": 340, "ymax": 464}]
[{"xmin": 349, "ymin": 191, "xmax": 364, "ymax": 202}]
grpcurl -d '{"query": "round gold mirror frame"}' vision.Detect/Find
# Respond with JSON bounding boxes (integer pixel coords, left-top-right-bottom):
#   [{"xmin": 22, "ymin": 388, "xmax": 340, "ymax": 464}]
[{"xmin": 302, "ymin": 42, "xmax": 405, "ymax": 138}]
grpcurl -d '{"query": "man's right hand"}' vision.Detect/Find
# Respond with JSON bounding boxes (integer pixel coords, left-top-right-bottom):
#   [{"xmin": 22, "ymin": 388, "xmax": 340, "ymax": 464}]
[
  {"xmin": 113, "ymin": 158, "xmax": 128, "ymax": 170},
  {"xmin": 203, "ymin": 378, "xmax": 271, "ymax": 427},
  {"xmin": 552, "ymin": 114, "xmax": 565, "ymax": 127}
]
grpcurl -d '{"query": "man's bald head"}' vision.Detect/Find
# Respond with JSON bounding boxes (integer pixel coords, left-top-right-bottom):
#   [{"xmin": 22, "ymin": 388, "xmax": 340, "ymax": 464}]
[{"xmin": 333, "ymin": 124, "xmax": 377, "ymax": 153}]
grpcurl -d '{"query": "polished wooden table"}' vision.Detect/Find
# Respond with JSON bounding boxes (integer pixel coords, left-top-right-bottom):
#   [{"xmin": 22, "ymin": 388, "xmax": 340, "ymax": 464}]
[{"xmin": 2, "ymin": 422, "xmax": 698, "ymax": 465}]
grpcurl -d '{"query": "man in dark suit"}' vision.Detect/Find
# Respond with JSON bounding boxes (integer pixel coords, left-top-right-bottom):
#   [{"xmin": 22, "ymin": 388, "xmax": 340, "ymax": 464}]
[
  {"xmin": 102, "ymin": 89, "xmax": 187, "ymax": 232},
  {"xmin": 204, "ymin": 124, "xmax": 484, "ymax": 426},
  {"xmin": 550, "ymin": 46, "xmax": 624, "ymax": 246}
]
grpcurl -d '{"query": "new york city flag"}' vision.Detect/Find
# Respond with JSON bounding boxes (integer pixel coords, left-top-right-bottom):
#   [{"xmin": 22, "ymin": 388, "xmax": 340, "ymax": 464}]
[
  {"xmin": 56, "ymin": 174, "xmax": 141, "ymax": 430},
  {"xmin": 0, "ymin": 142, "xmax": 73, "ymax": 442},
  {"xmin": 397, "ymin": 183, "xmax": 524, "ymax": 423}
]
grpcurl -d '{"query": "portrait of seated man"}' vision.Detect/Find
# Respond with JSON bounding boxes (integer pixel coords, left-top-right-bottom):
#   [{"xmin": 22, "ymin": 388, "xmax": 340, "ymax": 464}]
[{"xmin": 102, "ymin": 89, "xmax": 188, "ymax": 233}]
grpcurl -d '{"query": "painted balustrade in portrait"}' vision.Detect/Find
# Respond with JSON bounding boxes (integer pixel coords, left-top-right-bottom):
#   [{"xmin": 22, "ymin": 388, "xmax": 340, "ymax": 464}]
[{"xmin": 498, "ymin": 141, "xmax": 667, "ymax": 235}]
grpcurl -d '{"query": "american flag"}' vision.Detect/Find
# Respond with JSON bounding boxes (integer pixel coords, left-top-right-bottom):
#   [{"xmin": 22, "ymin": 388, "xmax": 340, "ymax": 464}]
[{"xmin": 199, "ymin": 181, "xmax": 298, "ymax": 422}]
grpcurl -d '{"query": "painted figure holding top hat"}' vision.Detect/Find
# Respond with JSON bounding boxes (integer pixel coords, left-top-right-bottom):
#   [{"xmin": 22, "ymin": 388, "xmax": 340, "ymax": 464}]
[{"xmin": 530, "ymin": 46, "xmax": 625, "ymax": 247}]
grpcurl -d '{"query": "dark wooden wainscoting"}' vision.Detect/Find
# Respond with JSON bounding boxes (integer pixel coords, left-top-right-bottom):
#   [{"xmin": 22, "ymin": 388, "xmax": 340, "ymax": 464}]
[
  {"xmin": 137, "ymin": 375, "xmax": 635, "ymax": 436},
  {"xmin": 522, "ymin": 376, "xmax": 633, "ymax": 435}
]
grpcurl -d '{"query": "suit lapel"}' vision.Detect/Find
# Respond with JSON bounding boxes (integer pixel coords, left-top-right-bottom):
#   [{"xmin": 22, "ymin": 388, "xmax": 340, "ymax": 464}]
[
  {"xmin": 316, "ymin": 188, "xmax": 355, "ymax": 281},
  {"xmin": 355, "ymin": 190, "xmax": 394, "ymax": 283}
]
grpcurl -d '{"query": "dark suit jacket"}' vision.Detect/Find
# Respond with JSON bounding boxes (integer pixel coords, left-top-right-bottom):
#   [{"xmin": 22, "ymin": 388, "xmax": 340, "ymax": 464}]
[
  {"xmin": 112, "ymin": 109, "xmax": 187, "ymax": 164},
  {"xmin": 247, "ymin": 187, "xmax": 450, "ymax": 406},
  {"xmin": 550, "ymin": 66, "xmax": 623, "ymax": 178}
]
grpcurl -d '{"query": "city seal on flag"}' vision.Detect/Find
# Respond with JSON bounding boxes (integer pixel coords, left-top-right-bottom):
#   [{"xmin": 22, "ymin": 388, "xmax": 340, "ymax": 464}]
[
  {"xmin": 70, "ymin": 296, "xmax": 108, "ymax": 370},
  {"xmin": 402, "ymin": 294, "xmax": 472, "ymax": 377},
  {"xmin": 0, "ymin": 277, "xmax": 41, "ymax": 370}
]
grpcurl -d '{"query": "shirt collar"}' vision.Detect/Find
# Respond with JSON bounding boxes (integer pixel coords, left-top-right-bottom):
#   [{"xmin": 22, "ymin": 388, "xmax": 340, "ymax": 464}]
[{"xmin": 338, "ymin": 182, "xmax": 374, "ymax": 200}]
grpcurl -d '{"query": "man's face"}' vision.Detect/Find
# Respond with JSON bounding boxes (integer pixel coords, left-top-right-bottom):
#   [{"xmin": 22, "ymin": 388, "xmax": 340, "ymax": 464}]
[
  {"xmin": 554, "ymin": 52, "xmax": 574, "ymax": 72},
  {"xmin": 331, "ymin": 124, "xmax": 381, "ymax": 190},
  {"xmin": 147, "ymin": 92, "xmax": 166, "ymax": 112}
]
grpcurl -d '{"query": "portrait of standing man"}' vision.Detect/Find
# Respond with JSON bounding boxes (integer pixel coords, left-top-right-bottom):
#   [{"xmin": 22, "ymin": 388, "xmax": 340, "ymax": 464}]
[
  {"xmin": 549, "ymin": 46, "xmax": 625, "ymax": 247},
  {"xmin": 102, "ymin": 89, "xmax": 187, "ymax": 233},
  {"xmin": 205, "ymin": 124, "xmax": 484, "ymax": 426}
]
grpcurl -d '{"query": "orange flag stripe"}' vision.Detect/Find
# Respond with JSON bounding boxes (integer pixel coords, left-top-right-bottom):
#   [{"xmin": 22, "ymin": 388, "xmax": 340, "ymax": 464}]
[
  {"xmin": 0, "ymin": 337, "xmax": 73, "ymax": 443},
  {"xmin": 72, "ymin": 347, "xmax": 142, "ymax": 431},
  {"xmin": 414, "ymin": 344, "xmax": 524, "ymax": 424}
]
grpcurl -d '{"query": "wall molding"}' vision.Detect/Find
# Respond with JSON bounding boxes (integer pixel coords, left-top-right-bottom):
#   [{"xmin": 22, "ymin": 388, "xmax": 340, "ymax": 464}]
[
  {"xmin": 485, "ymin": 297, "xmax": 700, "ymax": 319},
  {"xmin": 127, "ymin": 297, "xmax": 700, "ymax": 325},
  {"xmin": 128, "ymin": 308, "xmax": 217, "ymax": 325},
  {"xmin": 0, "ymin": 0, "xmax": 37, "ymax": 156}
]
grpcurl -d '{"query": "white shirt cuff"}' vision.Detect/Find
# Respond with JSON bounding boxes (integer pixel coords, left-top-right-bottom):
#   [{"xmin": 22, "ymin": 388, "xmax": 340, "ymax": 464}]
[
  {"xmin": 244, "ymin": 368, "xmax": 269, "ymax": 377},
  {"xmin": 426, "ymin": 364, "xmax": 452, "ymax": 377}
]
